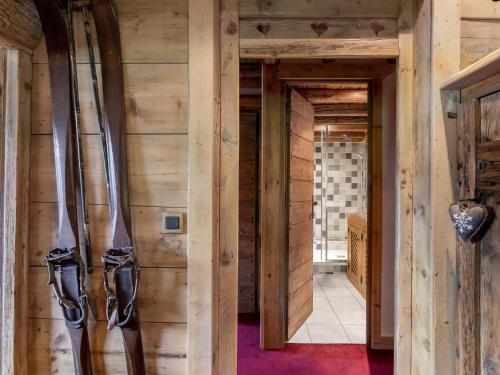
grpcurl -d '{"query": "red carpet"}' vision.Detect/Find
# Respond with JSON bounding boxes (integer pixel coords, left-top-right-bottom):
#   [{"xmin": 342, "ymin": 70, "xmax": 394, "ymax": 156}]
[{"xmin": 238, "ymin": 314, "xmax": 393, "ymax": 375}]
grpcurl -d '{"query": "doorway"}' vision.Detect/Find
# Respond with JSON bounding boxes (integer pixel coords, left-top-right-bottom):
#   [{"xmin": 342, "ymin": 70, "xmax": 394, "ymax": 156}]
[{"xmin": 237, "ymin": 60, "xmax": 397, "ymax": 357}]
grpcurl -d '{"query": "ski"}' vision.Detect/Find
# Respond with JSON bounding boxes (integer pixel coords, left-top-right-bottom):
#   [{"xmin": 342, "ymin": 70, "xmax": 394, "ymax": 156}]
[
  {"xmin": 90, "ymin": 0, "xmax": 147, "ymax": 374},
  {"xmin": 34, "ymin": 0, "xmax": 94, "ymax": 374},
  {"xmin": 64, "ymin": 0, "xmax": 93, "ymax": 275}
]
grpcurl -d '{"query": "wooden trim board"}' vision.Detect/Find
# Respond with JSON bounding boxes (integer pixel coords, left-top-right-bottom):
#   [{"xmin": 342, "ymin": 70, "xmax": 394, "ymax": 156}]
[{"xmin": 1, "ymin": 49, "xmax": 33, "ymax": 375}]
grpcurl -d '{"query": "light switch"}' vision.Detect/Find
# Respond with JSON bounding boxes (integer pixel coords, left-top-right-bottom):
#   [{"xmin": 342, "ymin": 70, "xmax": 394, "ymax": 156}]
[{"xmin": 161, "ymin": 212, "xmax": 184, "ymax": 234}]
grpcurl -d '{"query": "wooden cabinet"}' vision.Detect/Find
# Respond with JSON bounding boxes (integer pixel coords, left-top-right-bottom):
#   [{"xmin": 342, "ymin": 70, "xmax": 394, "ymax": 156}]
[{"xmin": 347, "ymin": 213, "xmax": 367, "ymax": 299}]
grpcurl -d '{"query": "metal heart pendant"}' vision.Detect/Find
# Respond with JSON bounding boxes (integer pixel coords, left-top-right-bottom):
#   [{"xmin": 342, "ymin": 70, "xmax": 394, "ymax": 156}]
[{"xmin": 449, "ymin": 201, "xmax": 489, "ymax": 243}]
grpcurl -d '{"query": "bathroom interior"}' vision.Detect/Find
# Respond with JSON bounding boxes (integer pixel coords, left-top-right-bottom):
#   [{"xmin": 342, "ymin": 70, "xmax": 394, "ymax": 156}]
[
  {"xmin": 237, "ymin": 63, "xmax": 393, "ymax": 347},
  {"xmin": 300, "ymin": 90, "xmax": 369, "ymax": 345}
]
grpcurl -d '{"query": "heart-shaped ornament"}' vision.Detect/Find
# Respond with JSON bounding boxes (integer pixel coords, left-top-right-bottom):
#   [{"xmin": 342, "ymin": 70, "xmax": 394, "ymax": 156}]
[
  {"xmin": 311, "ymin": 23, "xmax": 328, "ymax": 37},
  {"xmin": 449, "ymin": 201, "xmax": 489, "ymax": 243},
  {"xmin": 256, "ymin": 24, "xmax": 271, "ymax": 36}
]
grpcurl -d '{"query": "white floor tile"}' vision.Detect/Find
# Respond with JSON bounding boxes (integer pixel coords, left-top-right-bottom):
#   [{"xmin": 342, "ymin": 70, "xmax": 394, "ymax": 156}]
[
  {"xmin": 306, "ymin": 323, "xmax": 350, "ymax": 343},
  {"xmin": 327, "ymin": 296, "xmax": 363, "ymax": 311},
  {"xmin": 343, "ymin": 324, "xmax": 367, "ymax": 344},
  {"xmin": 313, "ymin": 283, "xmax": 325, "ymax": 297},
  {"xmin": 331, "ymin": 305, "xmax": 366, "ymax": 325},
  {"xmin": 307, "ymin": 296, "xmax": 340, "ymax": 324},
  {"xmin": 321, "ymin": 285, "xmax": 354, "ymax": 298},
  {"xmin": 316, "ymin": 277, "xmax": 346, "ymax": 288},
  {"xmin": 288, "ymin": 324, "xmax": 311, "ymax": 343}
]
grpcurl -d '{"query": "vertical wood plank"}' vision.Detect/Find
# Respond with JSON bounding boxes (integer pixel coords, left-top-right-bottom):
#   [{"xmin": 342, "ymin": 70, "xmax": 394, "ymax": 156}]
[
  {"xmin": 395, "ymin": 0, "xmax": 414, "ymax": 371},
  {"xmin": 412, "ymin": 0, "xmax": 434, "ymax": 370},
  {"xmin": 188, "ymin": 0, "xmax": 219, "ymax": 373},
  {"xmin": 219, "ymin": 0, "xmax": 239, "ymax": 373},
  {"xmin": 412, "ymin": 0, "xmax": 460, "ymax": 373},
  {"xmin": 456, "ymin": 99, "xmax": 480, "ymax": 375},
  {"xmin": 1, "ymin": 49, "xmax": 32, "ymax": 375},
  {"xmin": 479, "ymin": 92, "xmax": 500, "ymax": 375},
  {"xmin": 368, "ymin": 79, "xmax": 384, "ymax": 349},
  {"xmin": 260, "ymin": 63, "xmax": 286, "ymax": 349},
  {"xmin": 431, "ymin": 1, "xmax": 460, "ymax": 374}
]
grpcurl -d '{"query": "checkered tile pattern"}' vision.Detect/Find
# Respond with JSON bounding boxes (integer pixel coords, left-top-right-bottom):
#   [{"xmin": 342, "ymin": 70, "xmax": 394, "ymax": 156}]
[{"xmin": 313, "ymin": 142, "xmax": 367, "ymax": 250}]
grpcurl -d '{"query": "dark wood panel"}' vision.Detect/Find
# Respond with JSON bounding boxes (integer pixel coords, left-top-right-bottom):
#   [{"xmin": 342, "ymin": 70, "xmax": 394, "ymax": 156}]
[
  {"xmin": 287, "ymin": 279, "xmax": 313, "ymax": 339},
  {"xmin": 290, "ymin": 157, "xmax": 314, "ymax": 181},
  {"xmin": 290, "ymin": 134, "xmax": 314, "ymax": 161},
  {"xmin": 289, "ymin": 179, "xmax": 313, "ymax": 202},
  {"xmin": 479, "ymin": 91, "xmax": 500, "ymax": 374},
  {"xmin": 288, "ymin": 258, "xmax": 313, "ymax": 296},
  {"xmin": 287, "ymin": 89, "xmax": 314, "ymax": 340},
  {"xmin": 289, "ymin": 220, "xmax": 313, "ymax": 249},
  {"xmin": 289, "ymin": 201, "xmax": 313, "ymax": 226},
  {"xmin": 239, "ymin": 110, "xmax": 259, "ymax": 314}
]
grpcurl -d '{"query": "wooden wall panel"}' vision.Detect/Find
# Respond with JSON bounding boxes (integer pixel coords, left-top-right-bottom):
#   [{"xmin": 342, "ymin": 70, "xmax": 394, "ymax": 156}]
[
  {"xmin": 28, "ymin": 319, "xmax": 187, "ymax": 375},
  {"xmin": 32, "ymin": 63, "xmax": 188, "ymax": 135},
  {"xmin": 239, "ymin": 112, "xmax": 258, "ymax": 313},
  {"xmin": 33, "ymin": 0, "xmax": 188, "ymax": 64},
  {"xmin": 240, "ymin": 18, "xmax": 397, "ymax": 40},
  {"xmin": 239, "ymin": 0, "xmax": 400, "ymax": 18},
  {"xmin": 28, "ymin": 0, "xmax": 189, "ymax": 372},
  {"xmin": 460, "ymin": 7, "xmax": 500, "ymax": 69},
  {"xmin": 30, "ymin": 134, "xmax": 188, "ymax": 207}
]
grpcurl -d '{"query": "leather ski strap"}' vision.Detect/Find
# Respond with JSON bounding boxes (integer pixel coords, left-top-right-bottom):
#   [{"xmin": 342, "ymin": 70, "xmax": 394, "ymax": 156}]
[
  {"xmin": 34, "ymin": 1, "xmax": 94, "ymax": 374},
  {"xmin": 90, "ymin": 0, "xmax": 146, "ymax": 373}
]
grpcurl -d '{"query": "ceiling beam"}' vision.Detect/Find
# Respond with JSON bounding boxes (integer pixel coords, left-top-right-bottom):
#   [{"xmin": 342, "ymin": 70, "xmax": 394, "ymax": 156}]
[
  {"xmin": 298, "ymin": 89, "xmax": 367, "ymax": 104},
  {"xmin": 314, "ymin": 115, "xmax": 367, "ymax": 125},
  {"xmin": 288, "ymin": 81, "xmax": 368, "ymax": 90},
  {"xmin": 313, "ymin": 103, "xmax": 368, "ymax": 116},
  {"xmin": 314, "ymin": 125, "xmax": 368, "ymax": 133}
]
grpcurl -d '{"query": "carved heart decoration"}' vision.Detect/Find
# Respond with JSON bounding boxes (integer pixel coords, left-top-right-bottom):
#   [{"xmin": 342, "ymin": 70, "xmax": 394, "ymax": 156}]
[
  {"xmin": 256, "ymin": 23, "xmax": 271, "ymax": 36},
  {"xmin": 449, "ymin": 201, "xmax": 489, "ymax": 243},
  {"xmin": 311, "ymin": 22, "xmax": 328, "ymax": 37}
]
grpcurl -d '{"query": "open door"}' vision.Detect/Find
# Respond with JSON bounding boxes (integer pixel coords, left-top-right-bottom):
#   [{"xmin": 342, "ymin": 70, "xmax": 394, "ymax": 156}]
[{"xmin": 286, "ymin": 90, "xmax": 314, "ymax": 339}]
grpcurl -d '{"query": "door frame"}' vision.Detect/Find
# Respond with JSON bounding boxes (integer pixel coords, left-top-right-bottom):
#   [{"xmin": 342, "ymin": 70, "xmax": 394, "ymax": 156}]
[
  {"xmin": 260, "ymin": 62, "xmax": 396, "ymax": 349},
  {"xmin": 188, "ymin": 1, "xmax": 415, "ymax": 373}
]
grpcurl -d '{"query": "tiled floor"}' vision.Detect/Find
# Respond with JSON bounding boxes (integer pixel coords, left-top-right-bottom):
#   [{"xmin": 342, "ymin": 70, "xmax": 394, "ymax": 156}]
[{"xmin": 288, "ymin": 272, "xmax": 366, "ymax": 344}]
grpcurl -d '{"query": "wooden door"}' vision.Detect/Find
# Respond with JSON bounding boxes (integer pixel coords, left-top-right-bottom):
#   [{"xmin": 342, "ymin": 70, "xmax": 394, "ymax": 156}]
[
  {"xmin": 456, "ymin": 90, "xmax": 500, "ymax": 375},
  {"xmin": 286, "ymin": 89, "xmax": 314, "ymax": 340}
]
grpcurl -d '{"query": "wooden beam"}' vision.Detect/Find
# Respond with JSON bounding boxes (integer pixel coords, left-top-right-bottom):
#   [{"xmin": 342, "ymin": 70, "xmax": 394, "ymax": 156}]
[
  {"xmin": 278, "ymin": 61, "xmax": 396, "ymax": 80},
  {"xmin": 314, "ymin": 116, "xmax": 367, "ymax": 124},
  {"xmin": 298, "ymin": 89, "xmax": 367, "ymax": 104},
  {"xmin": 240, "ymin": 18, "xmax": 398, "ymax": 40},
  {"xmin": 412, "ymin": 0, "xmax": 460, "ymax": 373},
  {"xmin": 218, "ymin": 0, "xmax": 239, "ymax": 372},
  {"xmin": 187, "ymin": 0, "xmax": 218, "ymax": 373},
  {"xmin": 441, "ymin": 49, "xmax": 500, "ymax": 91},
  {"xmin": 260, "ymin": 64, "xmax": 286, "ymax": 349},
  {"xmin": 315, "ymin": 125, "xmax": 367, "ymax": 133},
  {"xmin": 0, "ymin": 0, "xmax": 42, "ymax": 52},
  {"xmin": 313, "ymin": 103, "xmax": 368, "ymax": 116},
  {"xmin": 239, "ymin": 0, "xmax": 400, "ymax": 18},
  {"xmin": 240, "ymin": 96, "xmax": 261, "ymax": 110},
  {"xmin": 1, "ymin": 49, "xmax": 32, "ymax": 375},
  {"xmin": 314, "ymin": 133, "xmax": 367, "ymax": 142},
  {"xmin": 240, "ymin": 38, "xmax": 399, "ymax": 59},
  {"xmin": 461, "ymin": 0, "xmax": 500, "ymax": 20},
  {"xmin": 394, "ymin": 0, "xmax": 413, "ymax": 372},
  {"xmin": 288, "ymin": 81, "xmax": 368, "ymax": 90}
]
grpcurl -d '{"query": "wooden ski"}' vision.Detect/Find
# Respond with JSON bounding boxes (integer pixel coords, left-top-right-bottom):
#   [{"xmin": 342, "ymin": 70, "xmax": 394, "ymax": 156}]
[
  {"xmin": 90, "ymin": 0, "xmax": 147, "ymax": 373},
  {"xmin": 34, "ymin": 0, "xmax": 94, "ymax": 374}
]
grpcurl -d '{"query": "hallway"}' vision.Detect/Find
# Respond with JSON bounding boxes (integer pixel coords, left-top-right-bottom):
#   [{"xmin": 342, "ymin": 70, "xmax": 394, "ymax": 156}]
[
  {"xmin": 238, "ymin": 313, "xmax": 393, "ymax": 375},
  {"xmin": 289, "ymin": 273, "xmax": 366, "ymax": 344}
]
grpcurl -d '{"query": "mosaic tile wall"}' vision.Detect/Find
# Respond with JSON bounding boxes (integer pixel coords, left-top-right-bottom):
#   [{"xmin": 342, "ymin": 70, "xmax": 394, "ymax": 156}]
[{"xmin": 313, "ymin": 142, "xmax": 367, "ymax": 255}]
